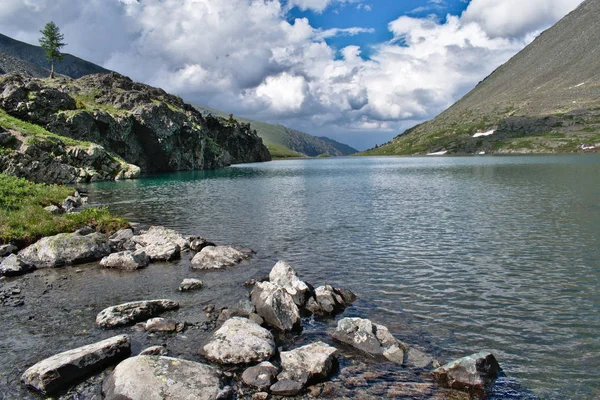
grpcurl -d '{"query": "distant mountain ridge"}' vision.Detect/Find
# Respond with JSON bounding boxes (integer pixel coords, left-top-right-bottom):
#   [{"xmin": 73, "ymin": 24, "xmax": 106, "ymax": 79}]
[
  {"xmin": 0, "ymin": 33, "xmax": 109, "ymax": 79},
  {"xmin": 363, "ymin": 0, "xmax": 600, "ymax": 155},
  {"xmin": 195, "ymin": 105, "xmax": 358, "ymax": 157}
]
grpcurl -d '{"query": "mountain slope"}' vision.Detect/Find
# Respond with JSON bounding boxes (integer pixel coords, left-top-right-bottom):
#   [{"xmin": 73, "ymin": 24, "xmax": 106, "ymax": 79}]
[
  {"xmin": 195, "ymin": 105, "xmax": 358, "ymax": 157},
  {"xmin": 0, "ymin": 33, "xmax": 109, "ymax": 79},
  {"xmin": 0, "ymin": 51, "xmax": 65, "ymax": 78},
  {"xmin": 363, "ymin": 0, "xmax": 600, "ymax": 155}
]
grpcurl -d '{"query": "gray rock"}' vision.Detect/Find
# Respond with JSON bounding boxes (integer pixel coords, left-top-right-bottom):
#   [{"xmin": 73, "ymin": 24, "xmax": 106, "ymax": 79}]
[
  {"xmin": 139, "ymin": 346, "xmax": 168, "ymax": 356},
  {"xmin": 278, "ymin": 341, "xmax": 338, "ymax": 386},
  {"xmin": 62, "ymin": 195, "xmax": 83, "ymax": 212},
  {"xmin": 44, "ymin": 205, "xmax": 64, "ymax": 215},
  {"xmin": 269, "ymin": 261, "xmax": 310, "ymax": 307},
  {"xmin": 179, "ymin": 278, "xmax": 203, "ymax": 292},
  {"xmin": 132, "ymin": 226, "xmax": 189, "ymax": 250},
  {"xmin": 0, "ymin": 254, "xmax": 34, "ymax": 277},
  {"xmin": 305, "ymin": 285, "xmax": 349, "ymax": 316},
  {"xmin": 75, "ymin": 225, "xmax": 95, "ymax": 236},
  {"xmin": 270, "ymin": 380, "xmax": 304, "ymax": 396},
  {"xmin": 108, "ymin": 228, "xmax": 134, "ymax": 250},
  {"xmin": 0, "ymin": 244, "xmax": 17, "ymax": 257},
  {"xmin": 405, "ymin": 347, "xmax": 440, "ymax": 369},
  {"xmin": 21, "ymin": 335, "xmax": 130, "ymax": 395},
  {"xmin": 189, "ymin": 237, "xmax": 216, "ymax": 252},
  {"xmin": 143, "ymin": 242, "xmax": 181, "ymax": 262},
  {"xmin": 433, "ymin": 352, "xmax": 501, "ymax": 391},
  {"xmin": 145, "ymin": 317, "xmax": 178, "ymax": 333},
  {"xmin": 96, "ymin": 299, "xmax": 179, "ymax": 328},
  {"xmin": 19, "ymin": 232, "xmax": 111, "ymax": 268},
  {"xmin": 99, "ymin": 249, "xmax": 149, "ymax": 270},
  {"xmin": 241, "ymin": 361, "xmax": 278, "ymax": 390},
  {"xmin": 250, "ymin": 281, "xmax": 301, "ymax": 332},
  {"xmin": 190, "ymin": 246, "xmax": 251, "ymax": 270},
  {"xmin": 202, "ymin": 317, "xmax": 276, "ymax": 365},
  {"xmin": 103, "ymin": 355, "xmax": 230, "ymax": 400}
]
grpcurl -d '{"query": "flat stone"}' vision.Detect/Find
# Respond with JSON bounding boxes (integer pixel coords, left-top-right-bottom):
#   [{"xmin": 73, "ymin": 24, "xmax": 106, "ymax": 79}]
[
  {"xmin": 278, "ymin": 341, "xmax": 338, "ymax": 385},
  {"xmin": 270, "ymin": 380, "xmax": 303, "ymax": 396},
  {"xmin": 179, "ymin": 278, "xmax": 203, "ymax": 292},
  {"xmin": 19, "ymin": 232, "xmax": 111, "ymax": 268},
  {"xmin": 250, "ymin": 281, "xmax": 301, "ymax": 332},
  {"xmin": 143, "ymin": 242, "xmax": 181, "ymax": 261},
  {"xmin": 0, "ymin": 254, "xmax": 34, "ymax": 277},
  {"xmin": 202, "ymin": 317, "xmax": 276, "ymax": 365},
  {"xmin": 96, "ymin": 299, "xmax": 179, "ymax": 328},
  {"xmin": 145, "ymin": 317, "xmax": 178, "ymax": 332},
  {"xmin": 139, "ymin": 346, "xmax": 168, "ymax": 356},
  {"xmin": 242, "ymin": 361, "xmax": 278, "ymax": 390},
  {"xmin": 103, "ymin": 355, "xmax": 230, "ymax": 400},
  {"xmin": 100, "ymin": 249, "xmax": 149, "ymax": 270},
  {"xmin": 190, "ymin": 246, "xmax": 251, "ymax": 270},
  {"xmin": 433, "ymin": 352, "xmax": 501, "ymax": 391},
  {"xmin": 132, "ymin": 226, "xmax": 189, "ymax": 250},
  {"xmin": 21, "ymin": 335, "xmax": 130, "ymax": 395}
]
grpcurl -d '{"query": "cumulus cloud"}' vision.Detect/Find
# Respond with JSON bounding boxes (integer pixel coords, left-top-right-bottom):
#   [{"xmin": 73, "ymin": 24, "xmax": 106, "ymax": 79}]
[{"xmin": 0, "ymin": 0, "xmax": 585, "ymax": 149}]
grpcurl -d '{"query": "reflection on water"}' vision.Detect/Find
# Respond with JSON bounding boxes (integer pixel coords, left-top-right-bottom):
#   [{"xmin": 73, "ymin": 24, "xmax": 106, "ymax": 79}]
[{"xmin": 1, "ymin": 155, "xmax": 599, "ymax": 399}]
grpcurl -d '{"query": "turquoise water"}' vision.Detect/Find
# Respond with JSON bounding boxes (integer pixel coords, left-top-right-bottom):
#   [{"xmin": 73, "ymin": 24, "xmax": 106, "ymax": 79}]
[{"xmin": 86, "ymin": 155, "xmax": 600, "ymax": 399}]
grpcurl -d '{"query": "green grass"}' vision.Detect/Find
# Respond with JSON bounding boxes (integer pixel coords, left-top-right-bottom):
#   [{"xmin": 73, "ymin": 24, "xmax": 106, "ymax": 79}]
[
  {"xmin": 0, "ymin": 174, "xmax": 129, "ymax": 245},
  {"xmin": 266, "ymin": 143, "xmax": 305, "ymax": 158},
  {"xmin": 71, "ymin": 90, "xmax": 130, "ymax": 116},
  {"xmin": 317, "ymin": 153, "xmax": 331, "ymax": 158}
]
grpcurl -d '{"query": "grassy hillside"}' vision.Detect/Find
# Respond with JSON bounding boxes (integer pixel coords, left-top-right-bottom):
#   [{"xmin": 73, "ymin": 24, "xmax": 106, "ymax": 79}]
[
  {"xmin": 0, "ymin": 33, "xmax": 109, "ymax": 79},
  {"xmin": 195, "ymin": 105, "xmax": 357, "ymax": 158},
  {"xmin": 362, "ymin": 0, "xmax": 600, "ymax": 155}
]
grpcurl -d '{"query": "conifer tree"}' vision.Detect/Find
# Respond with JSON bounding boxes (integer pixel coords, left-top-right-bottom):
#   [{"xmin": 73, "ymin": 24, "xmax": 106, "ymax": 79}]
[{"xmin": 39, "ymin": 22, "xmax": 66, "ymax": 79}]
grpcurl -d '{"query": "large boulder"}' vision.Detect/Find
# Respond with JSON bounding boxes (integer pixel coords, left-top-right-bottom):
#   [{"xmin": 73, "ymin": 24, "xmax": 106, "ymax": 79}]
[
  {"xmin": 96, "ymin": 299, "xmax": 179, "ymax": 328},
  {"xmin": 250, "ymin": 281, "xmax": 301, "ymax": 332},
  {"xmin": 99, "ymin": 249, "xmax": 149, "ymax": 270},
  {"xmin": 433, "ymin": 352, "xmax": 501, "ymax": 391},
  {"xmin": 143, "ymin": 242, "xmax": 181, "ymax": 261},
  {"xmin": 241, "ymin": 361, "xmax": 279, "ymax": 390},
  {"xmin": 0, "ymin": 254, "xmax": 35, "ymax": 277},
  {"xmin": 269, "ymin": 261, "xmax": 310, "ymax": 307},
  {"xmin": 21, "ymin": 335, "xmax": 130, "ymax": 395},
  {"xmin": 132, "ymin": 226, "xmax": 189, "ymax": 250},
  {"xmin": 276, "ymin": 341, "xmax": 338, "ymax": 387},
  {"xmin": 202, "ymin": 317, "xmax": 276, "ymax": 365},
  {"xmin": 19, "ymin": 232, "xmax": 111, "ymax": 268},
  {"xmin": 332, "ymin": 318, "xmax": 438, "ymax": 368},
  {"xmin": 103, "ymin": 356, "xmax": 231, "ymax": 400},
  {"xmin": 191, "ymin": 246, "xmax": 251, "ymax": 270}
]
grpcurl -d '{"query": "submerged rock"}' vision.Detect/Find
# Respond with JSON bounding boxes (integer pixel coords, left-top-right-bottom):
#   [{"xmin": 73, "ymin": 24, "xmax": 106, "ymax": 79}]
[
  {"xmin": 103, "ymin": 355, "xmax": 231, "ymax": 400},
  {"xmin": 241, "ymin": 361, "xmax": 279, "ymax": 390},
  {"xmin": 0, "ymin": 254, "xmax": 34, "ymax": 277},
  {"xmin": 96, "ymin": 299, "xmax": 179, "ymax": 328},
  {"xmin": 21, "ymin": 335, "xmax": 130, "ymax": 395},
  {"xmin": 99, "ymin": 249, "xmax": 149, "ymax": 270},
  {"xmin": 433, "ymin": 352, "xmax": 501, "ymax": 391},
  {"xmin": 19, "ymin": 232, "xmax": 111, "ymax": 268},
  {"xmin": 250, "ymin": 281, "xmax": 301, "ymax": 332},
  {"xmin": 277, "ymin": 341, "xmax": 338, "ymax": 387},
  {"xmin": 191, "ymin": 246, "xmax": 251, "ymax": 270},
  {"xmin": 179, "ymin": 278, "xmax": 204, "ymax": 292},
  {"xmin": 269, "ymin": 261, "xmax": 311, "ymax": 307},
  {"xmin": 202, "ymin": 317, "xmax": 276, "ymax": 365}
]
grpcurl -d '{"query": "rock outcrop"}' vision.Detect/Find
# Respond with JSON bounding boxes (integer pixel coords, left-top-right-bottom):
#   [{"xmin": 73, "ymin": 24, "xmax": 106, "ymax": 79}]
[
  {"xmin": 103, "ymin": 356, "xmax": 231, "ymax": 400},
  {"xmin": 433, "ymin": 352, "xmax": 501, "ymax": 391},
  {"xmin": 191, "ymin": 246, "xmax": 252, "ymax": 270},
  {"xmin": 269, "ymin": 260, "xmax": 310, "ymax": 307},
  {"xmin": 96, "ymin": 299, "xmax": 179, "ymax": 328},
  {"xmin": 21, "ymin": 335, "xmax": 130, "ymax": 395},
  {"xmin": 0, "ymin": 73, "xmax": 271, "ymax": 184},
  {"xmin": 202, "ymin": 317, "xmax": 276, "ymax": 365},
  {"xmin": 19, "ymin": 231, "xmax": 111, "ymax": 268}
]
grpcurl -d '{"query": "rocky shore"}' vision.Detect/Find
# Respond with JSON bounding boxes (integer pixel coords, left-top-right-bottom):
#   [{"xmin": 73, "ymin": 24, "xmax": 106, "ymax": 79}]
[{"xmin": 1, "ymin": 207, "xmax": 505, "ymax": 399}]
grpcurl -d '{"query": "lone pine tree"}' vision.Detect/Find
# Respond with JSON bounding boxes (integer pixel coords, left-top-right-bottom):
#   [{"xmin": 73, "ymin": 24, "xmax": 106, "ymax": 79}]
[{"xmin": 39, "ymin": 22, "xmax": 66, "ymax": 79}]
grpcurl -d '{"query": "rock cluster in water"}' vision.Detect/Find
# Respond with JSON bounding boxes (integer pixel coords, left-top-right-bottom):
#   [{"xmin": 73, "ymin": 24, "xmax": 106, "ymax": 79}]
[{"xmin": 10, "ymin": 224, "xmax": 502, "ymax": 399}]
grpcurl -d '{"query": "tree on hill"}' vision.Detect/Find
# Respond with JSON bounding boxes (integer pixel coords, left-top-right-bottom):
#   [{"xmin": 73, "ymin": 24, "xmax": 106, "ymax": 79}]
[{"xmin": 39, "ymin": 21, "xmax": 66, "ymax": 79}]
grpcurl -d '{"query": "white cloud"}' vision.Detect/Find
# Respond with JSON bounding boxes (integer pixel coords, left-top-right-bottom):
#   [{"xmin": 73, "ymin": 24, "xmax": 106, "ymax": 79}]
[{"xmin": 0, "ymin": 0, "xmax": 585, "ymax": 149}]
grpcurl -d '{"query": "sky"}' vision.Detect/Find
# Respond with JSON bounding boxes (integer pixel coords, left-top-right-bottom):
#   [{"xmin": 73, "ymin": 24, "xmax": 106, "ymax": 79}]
[{"xmin": 0, "ymin": 0, "xmax": 586, "ymax": 150}]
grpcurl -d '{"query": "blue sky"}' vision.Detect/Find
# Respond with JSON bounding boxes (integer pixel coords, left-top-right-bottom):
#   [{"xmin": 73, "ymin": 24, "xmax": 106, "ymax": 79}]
[{"xmin": 0, "ymin": 0, "xmax": 585, "ymax": 150}]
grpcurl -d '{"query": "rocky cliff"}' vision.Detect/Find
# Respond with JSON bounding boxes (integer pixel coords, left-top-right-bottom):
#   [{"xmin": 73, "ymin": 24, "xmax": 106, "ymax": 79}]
[
  {"xmin": 0, "ymin": 73, "xmax": 270, "ymax": 182},
  {"xmin": 363, "ymin": 0, "xmax": 600, "ymax": 155}
]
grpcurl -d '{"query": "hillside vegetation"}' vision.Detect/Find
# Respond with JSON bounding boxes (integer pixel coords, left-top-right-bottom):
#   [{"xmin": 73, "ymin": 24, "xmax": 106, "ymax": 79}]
[
  {"xmin": 363, "ymin": 0, "xmax": 600, "ymax": 155},
  {"xmin": 195, "ymin": 105, "xmax": 358, "ymax": 158}
]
